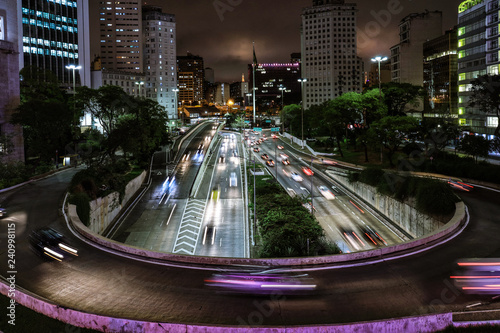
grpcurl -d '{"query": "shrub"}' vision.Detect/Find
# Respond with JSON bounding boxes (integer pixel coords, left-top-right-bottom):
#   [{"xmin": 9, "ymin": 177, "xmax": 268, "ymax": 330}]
[
  {"xmin": 68, "ymin": 192, "xmax": 91, "ymax": 226},
  {"xmin": 415, "ymin": 180, "xmax": 458, "ymax": 216}
]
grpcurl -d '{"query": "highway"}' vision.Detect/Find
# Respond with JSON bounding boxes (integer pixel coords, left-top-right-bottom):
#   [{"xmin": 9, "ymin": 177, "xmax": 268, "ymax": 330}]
[
  {"xmin": 1, "ymin": 126, "xmax": 500, "ymax": 328},
  {"xmin": 0, "ymin": 170, "xmax": 498, "ymax": 327},
  {"xmin": 247, "ymin": 130, "xmax": 408, "ymax": 253}
]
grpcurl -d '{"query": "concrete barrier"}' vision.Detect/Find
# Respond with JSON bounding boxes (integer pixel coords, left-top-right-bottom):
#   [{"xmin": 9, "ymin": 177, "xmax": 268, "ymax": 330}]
[
  {"xmin": 69, "ymin": 199, "xmax": 466, "ymax": 267},
  {"xmin": 0, "ymin": 278, "xmax": 455, "ymax": 332}
]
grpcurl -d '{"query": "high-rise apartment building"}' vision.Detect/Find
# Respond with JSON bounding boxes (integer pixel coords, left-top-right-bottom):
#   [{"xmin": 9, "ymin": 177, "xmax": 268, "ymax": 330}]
[
  {"xmin": 177, "ymin": 53, "xmax": 205, "ymax": 105},
  {"xmin": 98, "ymin": 0, "xmax": 142, "ymax": 73},
  {"xmin": 423, "ymin": 27, "xmax": 458, "ymax": 116},
  {"xmin": 143, "ymin": 6, "xmax": 177, "ymax": 120},
  {"xmin": 457, "ymin": 0, "xmax": 499, "ymax": 137},
  {"xmin": 390, "ymin": 11, "xmax": 443, "ymax": 86},
  {"xmin": 301, "ymin": 0, "xmax": 363, "ymax": 110},
  {"xmin": 1, "ymin": 0, "xmax": 24, "ymax": 162},
  {"xmin": 19, "ymin": 0, "xmax": 91, "ymax": 87}
]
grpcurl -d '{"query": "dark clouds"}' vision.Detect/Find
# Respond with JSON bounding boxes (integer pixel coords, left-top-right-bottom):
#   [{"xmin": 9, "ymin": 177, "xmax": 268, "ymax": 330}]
[{"xmin": 145, "ymin": 0, "xmax": 463, "ymax": 82}]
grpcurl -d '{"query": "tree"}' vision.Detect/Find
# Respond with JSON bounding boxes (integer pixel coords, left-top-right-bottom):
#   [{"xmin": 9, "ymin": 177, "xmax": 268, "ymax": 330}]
[
  {"xmin": 457, "ymin": 135, "xmax": 491, "ymax": 163},
  {"xmin": 381, "ymin": 82, "xmax": 425, "ymax": 116},
  {"xmin": 368, "ymin": 116, "xmax": 420, "ymax": 167},
  {"xmin": 112, "ymin": 97, "xmax": 169, "ymax": 165},
  {"xmin": 357, "ymin": 89, "xmax": 387, "ymax": 162},
  {"xmin": 75, "ymin": 85, "xmax": 131, "ymax": 137},
  {"xmin": 418, "ymin": 111, "xmax": 460, "ymax": 156},
  {"xmin": 469, "ymin": 74, "xmax": 500, "ymax": 136},
  {"xmin": 282, "ymin": 104, "xmax": 302, "ymax": 137},
  {"xmin": 12, "ymin": 67, "xmax": 79, "ymax": 162}
]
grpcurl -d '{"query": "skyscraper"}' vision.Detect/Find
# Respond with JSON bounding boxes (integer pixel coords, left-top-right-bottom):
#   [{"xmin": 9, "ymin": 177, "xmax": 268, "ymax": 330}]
[
  {"xmin": 457, "ymin": 0, "xmax": 499, "ymax": 137},
  {"xmin": 390, "ymin": 11, "xmax": 443, "ymax": 86},
  {"xmin": 98, "ymin": 0, "xmax": 142, "ymax": 73},
  {"xmin": 301, "ymin": 0, "xmax": 362, "ymax": 110},
  {"xmin": 143, "ymin": 5, "xmax": 177, "ymax": 120},
  {"xmin": 19, "ymin": 0, "xmax": 90, "ymax": 86},
  {"xmin": 177, "ymin": 53, "xmax": 205, "ymax": 105}
]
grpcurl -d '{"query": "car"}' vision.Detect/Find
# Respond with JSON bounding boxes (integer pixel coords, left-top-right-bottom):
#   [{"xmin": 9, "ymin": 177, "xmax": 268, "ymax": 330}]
[
  {"xmin": 205, "ymin": 271, "xmax": 317, "ymax": 296},
  {"xmin": 29, "ymin": 227, "xmax": 78, "ymax": 261},
  {"xmin": 266, "ymin": 159, "xmax": 275, "ymax": 167},
  {"xmin": 261, "ymin": 154, "xmax": 269, "ymax": 160},
  {"xmin": 0, "ymin": 207, "xmax": 6, "ymax": 218},
  {"xmin": 277, "ymin": 145, "xmax": 284, "ymax": 150},
  {"xmin": 291, "ymin": 172, "xmax": 303, "ymax": 182},
  {"xmin": 361, "ymin": 226, "xmax": 387, "ymax": 246},
  {"xmin": 253, "ymin": 147, "xmax": 260, "ymax": 152},
  {"xmin": 229, "ymin": 172, "xmax": 237, "ymax": 187},
  {"xmin": 279, "ymin": 153, "xmax": 288, "ymax": 159},
  {"xmin": 318, "ymin": 185, "xmax": 335, "ymax": 200},
  {"xmin": 302, "ymin": 167, "xmax": 314, "ymax": 176},
  {"xmin": 281, "ymin": 159, "xmax": 290, "ymax": 165}
]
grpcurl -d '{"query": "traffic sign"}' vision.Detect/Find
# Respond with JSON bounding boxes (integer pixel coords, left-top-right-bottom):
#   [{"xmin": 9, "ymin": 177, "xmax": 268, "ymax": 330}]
[
  {"xmin": 253, "ymin": 127, "xmax": 262, "ymax": 132},
  {"xmin": 270, "ymin": 127, "xmax": 280, "ymax": 132}
]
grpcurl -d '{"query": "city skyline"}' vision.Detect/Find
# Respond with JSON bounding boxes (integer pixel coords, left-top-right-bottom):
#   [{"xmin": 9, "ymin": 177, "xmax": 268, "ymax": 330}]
[{"xmin": 141, "ymin": 0, "xmax": 463, "ymax": 82}]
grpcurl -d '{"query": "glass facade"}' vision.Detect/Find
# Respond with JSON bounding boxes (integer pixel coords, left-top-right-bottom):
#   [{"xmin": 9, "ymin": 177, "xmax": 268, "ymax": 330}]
[{"xmin": 21, "ymin": 0, "xmax": 79, "ymax": 84}]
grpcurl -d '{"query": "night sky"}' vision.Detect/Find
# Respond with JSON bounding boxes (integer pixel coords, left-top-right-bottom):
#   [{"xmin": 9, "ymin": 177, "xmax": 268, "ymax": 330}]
[{"xmin": 141, "ymin": 0, "xmax": 463, "ymax": 82}]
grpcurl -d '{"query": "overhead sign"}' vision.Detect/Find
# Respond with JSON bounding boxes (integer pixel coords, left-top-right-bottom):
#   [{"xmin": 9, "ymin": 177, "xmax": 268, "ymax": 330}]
[
  {"xmin": 253, "ymin": 127, "xmax": 262, "ymax": 132},
  {"xmin": 270, "ymin": 127, "xmax": 280, "ymax": 132},
  {"xmin": 265, "ymin": 120, "xmax": 272, "ymax": 123}
]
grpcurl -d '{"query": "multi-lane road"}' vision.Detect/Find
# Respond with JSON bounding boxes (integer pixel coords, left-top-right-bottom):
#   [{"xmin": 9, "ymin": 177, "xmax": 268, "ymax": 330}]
[{"xmin": 2, "ymin": 122, "xmax": 500, "ymax": 329}]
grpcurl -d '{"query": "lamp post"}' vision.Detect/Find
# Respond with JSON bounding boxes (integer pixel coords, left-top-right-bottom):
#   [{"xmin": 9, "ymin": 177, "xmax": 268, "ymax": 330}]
[
  {"xmin": 135, "ymin": 81, "xmax": 144, "ymax": 97},
  {"xmin": 370, "ymin": 56, "xmax": 387, "ymax": 100},
  {"xmin": 279, "ymin": 86, "xmax": 286, "ymax": 133},
  {"xmin": 298, "ymin": 78, "xmax": 307, "ymax": 149},
  {"xmin": 173, "ymin": 88, "xmax": 179, "ymax": 125},
  {"xmin": 65, "ymin": 65, "xmax": 81, "ymax": 94}
]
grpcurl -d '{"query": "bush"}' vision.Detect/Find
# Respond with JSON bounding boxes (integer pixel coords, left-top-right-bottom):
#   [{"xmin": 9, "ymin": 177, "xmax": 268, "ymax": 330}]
[
  {"xmin": 415, "ymin": 180, "xmax": 458, "ymax": 216},
  {"xmin": 68, "ymin": 192, "xmax": 91, "ymax": 226}
]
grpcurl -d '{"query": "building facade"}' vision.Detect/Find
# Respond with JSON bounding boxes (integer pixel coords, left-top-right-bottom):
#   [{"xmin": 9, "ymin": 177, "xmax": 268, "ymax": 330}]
[
  {"xmin": 423, "ymin": 27, "xmax": 458, "ymax": 117},
  {"xmin": 457, "ymin": 0, "xmax": 500, "ymax": 136},
  {"xmin": 98, "ymin": 0, "xmax": 142, "ymax": 73},
  {"xmin": 248, "ymin": 62, "xmax": 301, "ymax": 106},
  {"xmin": 301, "ymin": 0, "xmax": 363, "ymax": 110},
  {"xmin": 390, "ymin": 11, "xmax": 443, "ymax": 86},
  {"xmin": 177, "ymin": 53, "xmax": 205, "ymax": 105},
  {"xmin": 0, "ymin": 0, "xmax": 24, "ymax": 162},
  {"xmin": 19, "ymin": 0, "xmax": 90, "ymax": 87},
  {"xmin": 142, "ymin": 6, "xmax": 177, "ymax": 120}
]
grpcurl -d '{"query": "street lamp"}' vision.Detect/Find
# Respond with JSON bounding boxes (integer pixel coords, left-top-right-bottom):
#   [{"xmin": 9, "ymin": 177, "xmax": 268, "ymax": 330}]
[
  {"xmin": 370, "ymin": 56, "xmax": 388, "ymax": 100},
  {"xmin": 135, "ymin": 81, "xmax": 144, "ymax": 97},
  {"xmin": 173, "ymin": 88, "xmax": 179, "ymax": 122},
  {"xmin": 65, "ymin": 64, "xmax": 81, "ymax": 93},
  {"xmin": 279, "ymin": 86, "xmax": 286, "ymax": 133},
  {"xmin": 298, "ymin": 78, "xmax": 307, "ymax": 149}
]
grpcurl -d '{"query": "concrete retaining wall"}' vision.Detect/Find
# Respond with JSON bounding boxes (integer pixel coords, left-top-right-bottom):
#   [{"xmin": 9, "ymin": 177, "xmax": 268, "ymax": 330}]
[
  {"xmin": 87, "ymin": 171, "xmax": 146, "ymax": 234},
  {"xmin": 0, "ymin": 279, "xmax": 454, "ymax": 332},
  {"xmin": 327, "ymin": 172, "xmax": 444, "ymax": 238},
  {"xmin": 69, "ymin": 198, "xmax": 466, "ymax": 267}
]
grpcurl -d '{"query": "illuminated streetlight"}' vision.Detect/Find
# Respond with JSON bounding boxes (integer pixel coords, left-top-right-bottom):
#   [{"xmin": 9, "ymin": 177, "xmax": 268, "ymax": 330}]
[
  {"xmin": 370, "ymin": 56, "xmax": 388, "ymax": 100},
  {"xmin": 135, "ymin": 81, "xmax": 144, "ymax": 97},
  {"xmin": 298, "ymin": 78, "xmax": 307, "ymax": 149},
  {"xmin": 65, "ymin": 64, "xmax": 81, "ymax": 94}
]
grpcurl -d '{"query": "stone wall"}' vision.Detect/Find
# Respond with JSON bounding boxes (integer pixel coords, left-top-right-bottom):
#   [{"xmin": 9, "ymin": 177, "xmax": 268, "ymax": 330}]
[
  {"xmin": 87, "ymin": 170, "xmax": 146, "ymax": 234},
  {"xmin": 327, "ymin": 172, "xmax": 444, "ymax": 238}
]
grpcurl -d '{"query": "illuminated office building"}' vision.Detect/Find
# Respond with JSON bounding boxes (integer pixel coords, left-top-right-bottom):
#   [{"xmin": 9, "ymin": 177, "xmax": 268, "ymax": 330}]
[
  {"xmin": 457, "ymin": 0, "xmax": 499, "ymax": 137},
  {"xmin": 19, "ymin": 0, "xmax": 90, "ymax": 87}
]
